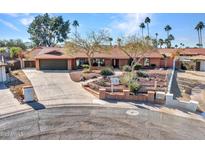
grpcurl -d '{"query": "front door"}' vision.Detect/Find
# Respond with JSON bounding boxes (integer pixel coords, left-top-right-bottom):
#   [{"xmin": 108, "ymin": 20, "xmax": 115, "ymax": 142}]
[{"xmin": 112, "ymin": 59, "xmax": 119, "ymax": 68}]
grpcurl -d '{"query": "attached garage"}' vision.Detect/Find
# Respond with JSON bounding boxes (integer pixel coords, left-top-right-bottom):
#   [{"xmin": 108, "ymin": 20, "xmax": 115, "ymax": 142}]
[{"xmin": 39, "ymin": 59, "xmax": 68, "ymax": 70}]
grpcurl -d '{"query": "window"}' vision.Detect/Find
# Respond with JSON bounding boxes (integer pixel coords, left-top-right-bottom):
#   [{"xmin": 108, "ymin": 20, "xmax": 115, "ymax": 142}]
[
  {"xmin": 76, "ymin": 58, "xmax": 88, "ymax": 68},
  {"xmin": 144, "ymin": 58, "xmax": 150, "ymax": 66},
  {"xmin": 92, "ymin": 58, "xmax": 105, "ymax": 66}
]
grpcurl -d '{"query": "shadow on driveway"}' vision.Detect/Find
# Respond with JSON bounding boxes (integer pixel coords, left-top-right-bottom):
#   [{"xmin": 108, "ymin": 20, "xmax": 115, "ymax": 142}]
[{"xmin": 27, "ymin": 101, "xmax": 46, "ymax": 110}]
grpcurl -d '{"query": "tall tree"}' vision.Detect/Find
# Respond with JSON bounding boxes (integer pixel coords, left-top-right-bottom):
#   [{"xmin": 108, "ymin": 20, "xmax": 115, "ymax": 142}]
[
  {"xmin": 195, "ymin": 23, "xmax": 201, "ymax": 47},
  {"xmin": 167, "ymin": 34, "xmax": 175, "ymax": 48},
  {"xmin": 155, "ymin": 33, "xmax": 158, "ymax": 48},
  {"xmin": 158, "ymin": 38, "xmax": 164, "ymax": 48},
  {"xmin": 28, "ymin": 13, "xmax": 70, "ymax": 47},
  {"xmin": 0, "ymin": 39, "xmax": 27, "ymax": 50},
  {"xmin": 120, "ymin": 35, "xmax": 154, "ymax": 72},
  {"xmin": 108, "ymin": 37, "xmax": 113, "ymax": 46},
  {"xmin": 72, "ymin": 20, "xmax": 79, "ymax": 35},
  {"xmin": 198, "ymin": 21, "xmax": 204, "ymax": 47},
  {"xmin": 139, "ymin": 23, "xmax": 145, "ymax": 38},
  {"xmin": 64, "ymin": 30, "xmax": 110, "ymax": 71},
  {"xmin": 164, "ymin": 25, "xmax": 172, "ymax": 38},
  {"xmin": 155, "ymin": 33, "xmax": 158, "ymax": 40},
  {"xmin": 117, "ymin": 38, "xmax": 122, "ymax": 46},
  {"xmin": 145, "ymin": 17, "xmax": 151, "ymax": 37}
]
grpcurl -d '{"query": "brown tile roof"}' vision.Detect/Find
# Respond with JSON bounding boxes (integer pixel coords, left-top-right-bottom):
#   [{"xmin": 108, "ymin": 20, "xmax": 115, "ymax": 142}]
[
  {"xmin": 23, "ymin": 47, "xmax": 44, "ymax": 60},
  {"xmin": 26, "ymin": 46, "xmax": 205, "ymax": 60},
  {"xmin": 158, "ymin": 48, "xmax": 205, "ymax": 57},
  {"xmin": 29, "ymin": 46, "xmax": 130, "ymax": 60},
  {"xmin": 190, "ymin": 55, "xmax": 205, "ymax": 60}
]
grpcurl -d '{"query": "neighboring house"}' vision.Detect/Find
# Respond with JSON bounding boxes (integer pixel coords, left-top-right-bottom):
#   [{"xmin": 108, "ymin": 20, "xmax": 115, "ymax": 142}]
[
  {"xmin": 0, "ymin": 61, "xmax": 7, "ymax": 82},
  {"xmin": 22, "ymin": 46, "xmax": 205, "ymax": 71}
]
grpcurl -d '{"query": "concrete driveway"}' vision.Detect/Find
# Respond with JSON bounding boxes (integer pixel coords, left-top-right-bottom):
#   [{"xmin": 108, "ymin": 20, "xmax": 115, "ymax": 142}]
[{"xmin": 23, "ymin": 69, "xmax": 95, "ymax": 105}]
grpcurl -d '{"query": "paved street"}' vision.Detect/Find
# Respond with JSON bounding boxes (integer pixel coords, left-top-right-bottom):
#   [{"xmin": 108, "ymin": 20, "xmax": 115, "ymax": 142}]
[
  {"xmin": 0, "ymin": 105, "xmax": 205, "ymax": 139},
  {"xmin": 23, "ymin": 69, "xmax": 95, "ymax": 105}
]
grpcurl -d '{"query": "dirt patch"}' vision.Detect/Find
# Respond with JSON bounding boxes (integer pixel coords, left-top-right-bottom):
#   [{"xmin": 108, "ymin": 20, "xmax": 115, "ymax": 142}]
[
  {"xmin": 69, "ymin": 70, "xmax": 101, "ymax": 82},
  {"xmin": 5, "ymin": 70, "xmax": 37, "ymax": 103}
]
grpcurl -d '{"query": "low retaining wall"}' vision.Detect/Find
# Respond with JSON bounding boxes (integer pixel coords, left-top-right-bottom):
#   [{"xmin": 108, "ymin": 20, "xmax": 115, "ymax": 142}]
[
  {"xmin": 166, "ymin": 93, "xmax": 198, "ymax": 112},
  {"xmin": 99, "ymin": 88, "xmax": 165, "ymax": 104},
  {"xmin": 165, "ymin": 59, "xmax": 199, "ymax": 112}
]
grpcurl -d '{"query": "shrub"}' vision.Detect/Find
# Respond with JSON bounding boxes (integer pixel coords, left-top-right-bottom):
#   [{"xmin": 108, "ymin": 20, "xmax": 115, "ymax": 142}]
[
  {"xmin": 82, "ymin": 64, "xmax": 89, "ymax": 69},
  {"xmin": 122, "ymin": 65, "xmax": 131, "ymax": 72},
  {"xmin": 82, "ymin": 68, "xmax": 90, "ymax": 73},
  {"xmin": 100, "ymin": 67, "xmax": 114, "ymax": 77},
  {"xmin": 128, "ymin": 81, "xmax": 141, "ymax": 94},
  {"xmin": 136, "ymin": 71, "xmax": 148, "ymax": 78},
  {"xmin": 10, "ymin": 47, "xmax": 22, "ymax": 59},
  {"xmin": 120, "ymin": 74, "xmax": 130, "ymax": 86},
  {"xmin": 150, "ymin": 64, "xmax": 156, "ymax": 68},
  {"xmin": 134, "ymin": 63, "xmax": 142, "ymax": 70},
  {"xmin": 95, "ymin": 80, "xmax": 107, "ymax": 87}
]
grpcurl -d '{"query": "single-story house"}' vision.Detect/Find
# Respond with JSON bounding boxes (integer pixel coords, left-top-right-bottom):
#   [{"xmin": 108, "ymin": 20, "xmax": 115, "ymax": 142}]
[
  {"xmin": 22, "ymin": 46, "xmax": 205, "ymax": 71},
  {"xmin": 190, "ymin": 55, "xmax": 205, "ymax": 71},
  {"xmin": 23, "ymin": 46, "xmax": 177, "ymax": 70}
]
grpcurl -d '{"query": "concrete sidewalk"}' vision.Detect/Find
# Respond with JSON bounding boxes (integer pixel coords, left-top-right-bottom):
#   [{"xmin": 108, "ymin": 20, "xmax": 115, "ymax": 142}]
[{"xmin": 0, "ymin": 83, "xmax": 32, "ymax": 116}]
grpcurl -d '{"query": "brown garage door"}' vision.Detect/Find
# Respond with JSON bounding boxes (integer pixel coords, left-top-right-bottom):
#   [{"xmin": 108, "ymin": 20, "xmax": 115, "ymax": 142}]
[{"xmin": 39, "ymin": 59, "xmax": 68, "ymax": 70}]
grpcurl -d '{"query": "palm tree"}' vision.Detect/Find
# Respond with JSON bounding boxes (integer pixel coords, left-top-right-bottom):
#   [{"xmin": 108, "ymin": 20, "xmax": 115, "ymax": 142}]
[
  {"xmin": 117, "ymin": 38, "xmax": 122, "ymax": 46},
  {"xmin": 139, "ymin": 23, "xmax": 145, "ymax": 38},
  {"xmin": 155, "ymin": 33, "xmax": 158, "ymax": 40},
  {"xmin": 197, "ymin": 21, "xmax": 205, "ymax": 47},
  {"xmin": 164, "ymin": 39, "xmax": 171, "ymax": 48},
  {"xmin": 155, "ymin": 33, "xmax": 158, "ymax": 48},
  {"xmin": 164, "ymin": 25, "xmax": 172, "ymax": 38},
  {"xmin": 72, "ymin": 20, "xmax": 79, "ymax": 35},
  {"xmin": 180, "ymin": 43, "xmax": 185, "ymax": 47},
  {"xmin": 108, "ymin": 37, "xmax": 113, "ymax": 46},
  {"xmin": 195, "ymin": 24, "xmax": 201, "ymax": 47},
  {"xmin": 145, "ymin": 17, "xmax": 151, "ymax": 37},
  {"xmin": 158, "ymin": 38, "xmax": 164, "ymax": 48}
]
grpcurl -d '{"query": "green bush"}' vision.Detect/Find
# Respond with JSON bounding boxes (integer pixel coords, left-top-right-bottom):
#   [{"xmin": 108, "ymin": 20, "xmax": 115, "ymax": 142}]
[
  {"xmin": 82, "ymin": 68, "xmax": 90, "ymax": 74},
  {"xmin": 82, "ymin": 64, "xmax": 89, "ymax": 69},
  {"xmin": 100, "ymin": 67, "xmax": 114, "ymax": 76},
  {"xmin": 128, "ymin": 81, "xmax": 141, "ymax": 94},
  {"xmin": 122, "ymin": 65, "xmax": 131, "ymax": 72},
  {"xmin": 150, "ymin": 64, "xmax": 156, "ymax": 68},
  {"xmin": 136, "ymin": 71, "xmax": 148, "ymax": 78},
  {"xmin": 120, "ymin": 74, "xmax": 130, "ymax": 86},
  {"xmin": 10, "ymin": 47, "xmax": 22, "ymax": 59},
  {"xmin": 134, "ymin": 63, "xmax": 142, "ymax": 70}
]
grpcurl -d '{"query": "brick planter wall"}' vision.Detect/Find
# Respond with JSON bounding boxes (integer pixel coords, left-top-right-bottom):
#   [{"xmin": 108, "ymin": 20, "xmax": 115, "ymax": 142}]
[{"xmin": 98, "ymin": 88, "xmax": 161, "ymax": 103}]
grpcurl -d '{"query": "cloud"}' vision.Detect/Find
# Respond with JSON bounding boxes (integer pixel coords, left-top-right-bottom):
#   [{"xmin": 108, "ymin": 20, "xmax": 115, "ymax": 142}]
[
  {"xmin": 111, "ymin": 13, "xmax": 152, "ymax": 35},
  {"xmin": 0, "ymin": 19, "xmax": 19, "ymax": 31},
  {"xmin": 20, "ymin": 16, "xmax": 34, "ymax": 26}
]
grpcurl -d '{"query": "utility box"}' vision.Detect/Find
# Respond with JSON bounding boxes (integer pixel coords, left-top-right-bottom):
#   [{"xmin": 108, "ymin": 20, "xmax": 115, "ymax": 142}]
[{"xmin": 23, "ymin": 86, "xmax": 34, "ymax": 102}]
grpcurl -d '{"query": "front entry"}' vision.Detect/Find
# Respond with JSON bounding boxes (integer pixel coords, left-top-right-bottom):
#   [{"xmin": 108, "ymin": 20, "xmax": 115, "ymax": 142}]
[{"xmin": 112, "ymin": 59, "xmax": 119, "ymax": 68}]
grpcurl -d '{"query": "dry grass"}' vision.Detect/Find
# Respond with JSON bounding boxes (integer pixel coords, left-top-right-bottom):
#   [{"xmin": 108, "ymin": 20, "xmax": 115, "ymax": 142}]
[{"xmin": 5, "ymin": 70, "xmax": 33, "ymax": 102}]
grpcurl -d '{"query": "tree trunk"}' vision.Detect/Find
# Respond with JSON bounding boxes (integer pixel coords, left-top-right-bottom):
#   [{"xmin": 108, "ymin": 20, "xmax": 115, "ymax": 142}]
[
  {"xmin": 200, "ymin": 29, "xmax": 203, "ymax": 47},
  {"xmin": 147, "ymin": 23, "xmax": 149, "ymax": 37},
  {"xmin": 88, "ymin": 57, "xmax": 92, "ymax": 71},
  {"xmin": 198, "ymin": 30, "xmax": 200, "ymax": 47}
]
